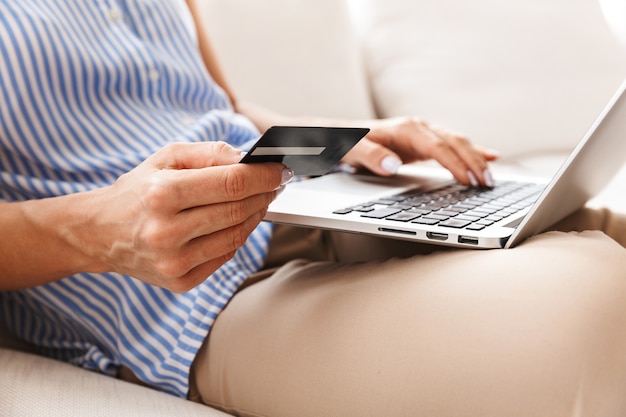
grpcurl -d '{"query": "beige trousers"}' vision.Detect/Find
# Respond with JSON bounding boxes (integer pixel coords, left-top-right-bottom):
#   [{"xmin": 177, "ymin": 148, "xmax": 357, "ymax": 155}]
[{"xmin": 189, "ymin": 208, "xmax": 626, "ymax": 417}]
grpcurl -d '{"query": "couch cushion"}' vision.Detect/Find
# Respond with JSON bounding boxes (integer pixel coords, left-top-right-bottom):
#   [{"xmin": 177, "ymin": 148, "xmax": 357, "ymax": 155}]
[
  {"xmin": 349, "ymin": 0, "xmax": 626, "ymax": 158},
  {"xmin": 196, "ymin": 0, "xmax": 375, "ymax": 120},
  {"xmin": 0, "ymin": 348, "xmax": 228, "ymax": 417}
]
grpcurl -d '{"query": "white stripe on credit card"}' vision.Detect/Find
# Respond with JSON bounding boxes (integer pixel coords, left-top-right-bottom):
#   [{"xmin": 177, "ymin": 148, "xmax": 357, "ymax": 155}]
[{"xmin": 250, "ymin": 146, "xmax": 326, "ymax": 156}]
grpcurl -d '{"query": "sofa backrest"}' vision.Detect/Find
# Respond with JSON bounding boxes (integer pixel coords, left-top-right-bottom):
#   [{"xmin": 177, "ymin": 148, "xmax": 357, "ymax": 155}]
[
  {"xmin": 195, "ymin": 0, "xmax": 376, "ymax": 120},
  {"xmin": 349, "ymin": 0, "xmax": 626, "ymax": 158},
  {"xmin": 196, "ymin": 0, "xmax": 626, "ymax": 159}
]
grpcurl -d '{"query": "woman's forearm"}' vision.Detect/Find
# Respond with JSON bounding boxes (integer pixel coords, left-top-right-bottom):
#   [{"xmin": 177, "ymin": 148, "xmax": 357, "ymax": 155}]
[{"xmin": 0, "ymin": 192, "xmax": 106, "ymax": 290}]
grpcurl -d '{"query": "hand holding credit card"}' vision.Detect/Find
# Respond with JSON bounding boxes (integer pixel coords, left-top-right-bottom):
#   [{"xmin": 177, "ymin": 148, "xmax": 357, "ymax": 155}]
[{"xmin": 240, "ymin": 126, "xmax": 369, "ymax": 176}]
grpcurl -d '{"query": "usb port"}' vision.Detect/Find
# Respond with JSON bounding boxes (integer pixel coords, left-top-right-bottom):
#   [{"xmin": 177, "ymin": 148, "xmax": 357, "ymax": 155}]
[
  {"xmin": 458, "ymin": 235, "xmax": 479, "ymax": 245},
  {"xmin": 426, "ymin": 232, "xmax": 448, "ymax": 241}
]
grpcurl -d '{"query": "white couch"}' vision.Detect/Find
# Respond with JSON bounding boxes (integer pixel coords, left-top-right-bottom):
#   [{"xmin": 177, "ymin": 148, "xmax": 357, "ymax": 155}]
[{"xmin": 2, "ymin": 1, "xmax": 626, "ymax": 415}]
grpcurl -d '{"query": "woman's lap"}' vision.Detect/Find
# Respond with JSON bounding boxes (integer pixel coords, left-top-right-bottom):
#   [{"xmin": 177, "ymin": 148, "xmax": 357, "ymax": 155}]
[{"xmin": 190, "ymin": 208, "xmax": 626, "ymax": 416}]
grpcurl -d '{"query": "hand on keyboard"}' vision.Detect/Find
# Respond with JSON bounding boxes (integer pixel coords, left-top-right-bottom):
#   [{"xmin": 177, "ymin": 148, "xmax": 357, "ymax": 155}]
[{"xmin": 338, "ymin": 117, "xmax": 500, "ymax": 187}]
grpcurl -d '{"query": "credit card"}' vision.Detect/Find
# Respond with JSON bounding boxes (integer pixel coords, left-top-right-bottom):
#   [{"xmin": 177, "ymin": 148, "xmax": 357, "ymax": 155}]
[{"xmin": 240, "ymin": 126, "xmax": 369, "ymax": 176}]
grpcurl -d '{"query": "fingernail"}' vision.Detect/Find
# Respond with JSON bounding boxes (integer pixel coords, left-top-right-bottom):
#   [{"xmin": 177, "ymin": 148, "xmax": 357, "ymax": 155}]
[
  {"xmin": 281, "ymin": 167, "xmax": 295, "ymax": 185},
  {"xmin": 467, "ymin": 170, "xmax": 479, "ymax": 187},
  {"xmin": 483, "ymin": 169, "xmax": 495, "ymax": 187},
  {"xmin": 381, "ymin": 156, "xmax": 402, "ymax": 174}
]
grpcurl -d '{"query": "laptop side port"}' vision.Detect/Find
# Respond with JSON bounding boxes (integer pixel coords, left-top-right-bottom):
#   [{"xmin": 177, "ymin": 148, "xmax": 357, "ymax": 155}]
[
  {"xmin": 426, "ymin": 231, "xmax": 448, "ymax": 241},
  {"xmin": 458, "ymin": 235, "xmax": 479, "ymax": 245},
  {"xmin": 378, "ymin": 227, "xmax": 417, "ymax": 236}
]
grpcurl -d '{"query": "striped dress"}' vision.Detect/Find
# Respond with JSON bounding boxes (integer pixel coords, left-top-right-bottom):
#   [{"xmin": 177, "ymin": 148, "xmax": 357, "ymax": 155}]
[{"xmin": 0, "ymin": 0, "xmax": 273, "ymax": 397}]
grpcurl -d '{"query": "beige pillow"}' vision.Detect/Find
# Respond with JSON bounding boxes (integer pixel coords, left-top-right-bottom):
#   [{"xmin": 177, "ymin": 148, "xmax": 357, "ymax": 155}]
[
  {"xmin": 350, "ymin": 0, "xmax": 626, "ymax": 157},
  {"xmin": 196, "ymin": 0, "xmax": 375, "ymax": 120}
]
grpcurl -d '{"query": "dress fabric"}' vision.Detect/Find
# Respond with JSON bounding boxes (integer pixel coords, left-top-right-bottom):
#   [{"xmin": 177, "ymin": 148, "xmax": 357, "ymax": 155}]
[{"xmin": 0, "ymin": 0, "xmax": 272, "ymax": 397}]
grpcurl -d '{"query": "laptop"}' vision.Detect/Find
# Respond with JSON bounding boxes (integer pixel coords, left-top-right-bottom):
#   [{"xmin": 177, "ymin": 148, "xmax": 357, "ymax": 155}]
[{"xmin": 265, "ymin": 79, "xmax": 626, "ymax": 249}]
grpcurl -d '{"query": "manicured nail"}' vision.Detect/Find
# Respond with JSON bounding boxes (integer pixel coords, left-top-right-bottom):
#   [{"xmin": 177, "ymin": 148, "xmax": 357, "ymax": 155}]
[
  {"xmin": 381, "ymin": 156, "xmax": 402, "ymax": 174},
  {"xmin": 483, "ymin": 169, "xmax": 495, "ymax": 187},
  {"xmin": 467, "ymin": 170, "xmax": 479, "ymax": 187},
  {"xmin": 281, "ymin": 167, "xmax": 295, "ymax": 185}
]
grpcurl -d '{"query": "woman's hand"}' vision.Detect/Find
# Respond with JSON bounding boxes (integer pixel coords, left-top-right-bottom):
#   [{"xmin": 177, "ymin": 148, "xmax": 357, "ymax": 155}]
[
  {"xmin": 0, "ymin": 141, "xmax": 292, "ymax": 292},
  {"xmin": 79, "ymin": 142, "xmax": 292, "ymax": 292},
  {"xmin": 341, "ymin": 117, "xmax": 499, "ymax": 187}
]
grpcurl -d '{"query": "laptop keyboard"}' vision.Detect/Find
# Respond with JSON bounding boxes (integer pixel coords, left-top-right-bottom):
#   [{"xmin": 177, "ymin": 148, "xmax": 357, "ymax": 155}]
[{"xmin": 332, "ymin": 181, "xmax": 544, "ymax": 231}]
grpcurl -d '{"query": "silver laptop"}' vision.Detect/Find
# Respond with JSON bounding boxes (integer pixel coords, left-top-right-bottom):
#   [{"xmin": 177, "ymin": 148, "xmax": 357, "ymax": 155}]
[{"xmin": 265, "ymin": 79, "xmax": 626, "ymax": 249}]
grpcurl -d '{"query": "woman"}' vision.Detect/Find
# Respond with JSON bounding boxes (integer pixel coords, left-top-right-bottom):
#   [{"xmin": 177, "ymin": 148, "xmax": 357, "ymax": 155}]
[{"xmin": 1, "ymin": 1, "xmax": 625, "ymax": 416}]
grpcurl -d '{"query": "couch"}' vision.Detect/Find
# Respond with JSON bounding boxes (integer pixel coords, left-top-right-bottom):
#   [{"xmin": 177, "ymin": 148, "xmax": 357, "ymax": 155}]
[{"xmin": 2, "ymin": 0, "xmax": 626, "ymax": 415}]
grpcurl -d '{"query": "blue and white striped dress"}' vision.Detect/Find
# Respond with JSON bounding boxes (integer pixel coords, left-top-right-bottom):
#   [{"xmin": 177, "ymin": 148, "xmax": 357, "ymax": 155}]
[{"xmin": 0, "ymin": 0, "xmax": 272, "ymax": 397}]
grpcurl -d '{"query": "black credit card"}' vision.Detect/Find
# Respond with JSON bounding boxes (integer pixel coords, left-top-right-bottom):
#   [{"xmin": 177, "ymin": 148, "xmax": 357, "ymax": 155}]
[{"xmin": 240, "ymin": 126, "xmax": 369, "ymax": 176}]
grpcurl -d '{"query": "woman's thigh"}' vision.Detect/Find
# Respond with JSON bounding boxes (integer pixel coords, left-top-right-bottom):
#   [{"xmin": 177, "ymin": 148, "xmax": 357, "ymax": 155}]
[{"xmin": 190, "ymin": 229, "xmax": 626, "ymax": 417}]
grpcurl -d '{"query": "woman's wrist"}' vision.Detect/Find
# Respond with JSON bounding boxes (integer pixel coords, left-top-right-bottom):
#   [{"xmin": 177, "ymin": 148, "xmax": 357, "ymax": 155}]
[{"xmin": 0, "ymin": 190, "xmax": 110, "ymax": 289}]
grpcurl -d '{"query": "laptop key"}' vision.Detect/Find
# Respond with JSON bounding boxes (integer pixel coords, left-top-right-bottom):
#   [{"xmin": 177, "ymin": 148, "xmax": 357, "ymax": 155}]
[
  {"xmin": 465, "ymin": 224, "xmax": 486, "ymax": 231},
  {"xmin": 352, "ymin": 206, "xmax": 375, "ymax": 212},
  {"xmin": 386, "ymin": 212, "xmax": 421, "ymax": 222},
  {"xmin": 484, "ymin": 215, "xmax": 505, "ymax": 222},
  {"xmin": 423, "ymin": 214, "xmax": 450, "ymax": 221},
  {"xmin": 411, "ymin": 217, "xmax": 440, "ymax": 225},
  {"xmin": 361, "ymin": 208, "xmax": 402, "ymax": 219},
  {"xmin": 462, "ymin": 210, "xmax": 488, "ymax": 218},
  {"xmin": 443, "ymin": 206, "xmax": 469, "ymax": 213},
  {"xmin": 434, "ymin": 210, "xmax": 460, "ymax": 217},
  {"xmin": 455, "ymin": 215, "xmax": 478, "ymax": 222},
  {"xmin": 438, "ymin": 219, "xmax": 472, "ymax": 228},
  {"xmin": 405, "ymin": 208, "xmax": 432, "ymax": 216},
  {"xmin": 373, "ymin": 196, "xmax": 406, "ymax": 205},
  {"xmin": 390, "ymin": 203, "xmax": 415, "ymax": 210}
]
